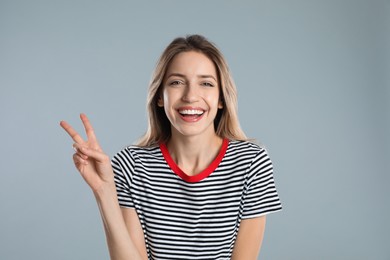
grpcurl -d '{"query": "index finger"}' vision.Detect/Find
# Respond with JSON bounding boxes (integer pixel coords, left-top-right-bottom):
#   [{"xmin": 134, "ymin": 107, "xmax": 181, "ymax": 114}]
[{"xmin": 60, "ymin": 120, "xmax": 85, "ymax": 144}]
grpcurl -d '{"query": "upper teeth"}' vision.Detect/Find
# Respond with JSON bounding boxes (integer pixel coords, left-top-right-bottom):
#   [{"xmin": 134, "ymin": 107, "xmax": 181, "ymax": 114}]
[{"xmin": 179, "ymin": 109, "xmax": 204, "ymax": 115}]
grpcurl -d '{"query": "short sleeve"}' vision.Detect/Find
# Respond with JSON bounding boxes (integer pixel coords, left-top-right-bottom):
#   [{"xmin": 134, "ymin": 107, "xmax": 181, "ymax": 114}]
[
  {"xmin": 111, "ymin": 148, "xmax": 136, "ymax": 208},
  {"xmin": 241, "ymin": 148, "xmax": 282, "ymax": 219}
]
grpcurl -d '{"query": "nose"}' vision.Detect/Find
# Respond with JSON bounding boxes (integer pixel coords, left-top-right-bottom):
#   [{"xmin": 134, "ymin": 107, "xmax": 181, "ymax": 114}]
[{"xmin": 181, "ymin": 84, "xmax": 199, "ymax": 103}]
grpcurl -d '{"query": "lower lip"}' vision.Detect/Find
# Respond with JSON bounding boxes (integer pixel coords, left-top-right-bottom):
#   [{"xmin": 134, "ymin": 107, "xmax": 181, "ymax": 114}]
[{"xmin": 179, "ymin": 112, "xmax": 205, "ymax": 122}]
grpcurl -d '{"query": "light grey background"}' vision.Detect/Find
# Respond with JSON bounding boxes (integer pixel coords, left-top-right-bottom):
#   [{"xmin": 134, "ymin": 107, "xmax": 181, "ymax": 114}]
[{"xmin": 1, "ymin": 0, "xmax": 389, "ymax": 259}]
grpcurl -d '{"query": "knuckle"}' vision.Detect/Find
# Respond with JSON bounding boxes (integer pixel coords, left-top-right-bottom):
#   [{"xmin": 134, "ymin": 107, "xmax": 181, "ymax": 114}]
[{"xmin": 102, "ymin": 154, "xmax": 110, "ymax": 163}]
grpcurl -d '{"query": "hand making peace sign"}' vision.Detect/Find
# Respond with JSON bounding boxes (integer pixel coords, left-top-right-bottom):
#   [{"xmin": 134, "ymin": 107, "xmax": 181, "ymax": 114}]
[{"xmin": 60, "ymin": 114, "xmax": 114, "ymax": 193}]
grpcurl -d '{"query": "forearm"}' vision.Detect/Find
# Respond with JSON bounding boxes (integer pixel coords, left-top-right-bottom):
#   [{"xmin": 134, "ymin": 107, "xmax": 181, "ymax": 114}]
[
  {"xmin": 94, "ymin": 184, "xmax": 144, "ymax": 260},
  {"xmin": 231, "ymin": 216, "xmax": 266, "ymax": 260}
]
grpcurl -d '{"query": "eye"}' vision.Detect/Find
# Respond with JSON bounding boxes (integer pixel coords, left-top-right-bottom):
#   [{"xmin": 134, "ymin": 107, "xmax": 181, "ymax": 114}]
[
  {"xmin": 201, "ymin": 82, "xmax": 214, "ymax": 87},
  {"xmin": 169, "ymin": 80, "xmax": 182, "ymax": 86}
]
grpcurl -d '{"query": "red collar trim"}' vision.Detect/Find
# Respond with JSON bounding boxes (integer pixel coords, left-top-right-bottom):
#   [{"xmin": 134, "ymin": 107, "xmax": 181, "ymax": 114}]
[{"xmin": 159, "ymin": 138, "xmax": 229, "ymax": 183}]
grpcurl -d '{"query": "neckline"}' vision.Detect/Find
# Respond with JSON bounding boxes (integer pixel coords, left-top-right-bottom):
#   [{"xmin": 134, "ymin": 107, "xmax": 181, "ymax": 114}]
[{"xmin": 159, "ymin": 138, "xmax": 229, "ymax": 183}]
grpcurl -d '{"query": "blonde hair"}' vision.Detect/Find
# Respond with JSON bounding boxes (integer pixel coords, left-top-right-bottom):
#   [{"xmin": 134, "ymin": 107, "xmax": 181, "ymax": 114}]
[{"xmin": 136, "ymin": 34, "xmax": 247, "ymax": 147}]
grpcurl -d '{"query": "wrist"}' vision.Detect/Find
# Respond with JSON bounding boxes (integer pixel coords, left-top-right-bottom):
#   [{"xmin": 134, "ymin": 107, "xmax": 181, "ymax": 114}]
[{"xmin": 93, "ymin": 181, "xmax": 117, "ymax": 202}]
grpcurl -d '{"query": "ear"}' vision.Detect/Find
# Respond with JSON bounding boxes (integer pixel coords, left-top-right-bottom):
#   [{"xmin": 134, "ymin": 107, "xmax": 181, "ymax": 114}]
[
  {"xmin": 157, "ymin": 96, "xmax": 164, "ymax": 107},
  {"xmin": 218, "ymin": 99, "xmax": 223, "ymax": 109}
]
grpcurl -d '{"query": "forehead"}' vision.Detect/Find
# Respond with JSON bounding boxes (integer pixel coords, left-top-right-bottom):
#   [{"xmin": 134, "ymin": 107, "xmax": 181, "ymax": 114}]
[{"xmin": 165, "ymin": 51, "xmax": 217, "ymax": 77}]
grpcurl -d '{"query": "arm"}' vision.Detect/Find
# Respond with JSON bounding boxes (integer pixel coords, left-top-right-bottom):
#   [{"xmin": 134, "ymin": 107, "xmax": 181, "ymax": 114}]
[
  {"xmin": 231, "ymin": 216, "xmax": 266, "ymax": 260},
  {"xmin": 95, "ymin": 185, "xmax": 147, "ymax": 260},
  {"xmin": 60, "ymin": 114, "xmax": 147, "ymax": 260},
  {"xmin": 121, "ymin": 208, "xmax": 148, "ymax": 259}
]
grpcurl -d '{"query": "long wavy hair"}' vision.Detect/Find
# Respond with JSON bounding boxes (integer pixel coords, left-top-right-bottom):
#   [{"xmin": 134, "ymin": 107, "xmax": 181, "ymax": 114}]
[{"xmin": 136, "ymin": 34, "xmax": 247, "ymax": 147}]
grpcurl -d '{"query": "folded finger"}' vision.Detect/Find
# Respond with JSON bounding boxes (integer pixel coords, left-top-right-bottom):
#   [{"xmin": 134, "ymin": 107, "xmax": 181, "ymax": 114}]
[
  {"xmin": 73, "ymin": 153, "xmax": 88, "ymax": 166},
  {"xmin": 76, "ymin": 145, "xmax": 109, "ymax": 164},
  {"xmin": 73, "ymin": 143, "xmax": 89, "ymax": 160}
]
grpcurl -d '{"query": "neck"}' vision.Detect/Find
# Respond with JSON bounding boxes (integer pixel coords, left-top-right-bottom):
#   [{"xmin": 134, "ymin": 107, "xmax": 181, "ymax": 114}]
[{"xmin": 166, "ymin": 134, "xmax": 223, "ymax": 176}]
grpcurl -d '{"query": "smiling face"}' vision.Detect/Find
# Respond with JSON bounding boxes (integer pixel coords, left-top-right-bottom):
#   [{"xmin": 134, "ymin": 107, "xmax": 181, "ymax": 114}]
[{"xmin": 158, "ymin": 51, "xmax": 223, "ymax": 140}]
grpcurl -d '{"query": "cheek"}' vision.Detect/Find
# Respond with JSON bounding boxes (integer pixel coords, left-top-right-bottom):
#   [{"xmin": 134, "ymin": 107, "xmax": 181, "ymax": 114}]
[
  {"xmin": 161, "ymin": 89, "xmax": 170, "ymax": 106},
  {"xmin": 162, "ymin": 92, "xmax": 174, "ymax": 108},
  {"xmin": 206, "ymin": 93, "xmax": 221, "ymax": 109},
  {"xmin": 162, "ymin": 91, "xmax": 179, "ymax": 117}
]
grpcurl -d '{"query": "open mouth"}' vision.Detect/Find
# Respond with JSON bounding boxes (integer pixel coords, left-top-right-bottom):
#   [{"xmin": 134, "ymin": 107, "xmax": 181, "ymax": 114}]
[
  {"xmin": 178, "ymin": 109, "xmax": 205, "ymax": 121},
  {"xmin": 179, "ymin": 109, "xmax": 204, "ymax": 116}
]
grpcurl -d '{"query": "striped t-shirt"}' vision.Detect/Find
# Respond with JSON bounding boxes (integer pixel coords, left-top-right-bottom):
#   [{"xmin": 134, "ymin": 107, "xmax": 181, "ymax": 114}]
[{"xmin": 112, "ymin": 139, "xmax": 282, "ymax": 259}]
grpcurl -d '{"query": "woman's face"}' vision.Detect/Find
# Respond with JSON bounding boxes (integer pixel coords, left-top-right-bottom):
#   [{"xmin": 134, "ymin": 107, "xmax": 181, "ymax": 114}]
[{"xmin": 159, "ymin": 51, "xmax": 223, "ymax": 139}]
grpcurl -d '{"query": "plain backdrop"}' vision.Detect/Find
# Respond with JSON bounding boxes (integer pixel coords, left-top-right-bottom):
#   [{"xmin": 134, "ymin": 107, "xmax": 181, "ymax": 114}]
[{"xmin": 1, "ymin": 0, "xmax": 389, "ymax": 259}]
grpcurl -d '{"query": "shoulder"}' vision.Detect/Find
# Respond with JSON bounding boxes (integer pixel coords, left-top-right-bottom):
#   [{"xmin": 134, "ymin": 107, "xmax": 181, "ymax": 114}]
[
  {"xmin": 112, "ymin": 145, "xmax": 161, "ymax": 163},
  {"xmin": 227, "ymin": 139, "xmax": 268, "ymax": 156},
  {"xmin": 226, "ymin": 140, "xmax": 273, "ymax": 171},
  {"xmin": 125, "ymin": 145, "xmax": 161, "ymax": 155},
  {"xmin": 111, "ymin": 145, "xmax": 163, "ymax": 178}
]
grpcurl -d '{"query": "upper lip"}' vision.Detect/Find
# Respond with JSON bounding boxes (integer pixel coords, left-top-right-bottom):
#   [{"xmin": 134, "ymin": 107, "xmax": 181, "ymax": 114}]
[{"xmin": 177, "ymin": 106, "xmax": 205, "ymax": 114}]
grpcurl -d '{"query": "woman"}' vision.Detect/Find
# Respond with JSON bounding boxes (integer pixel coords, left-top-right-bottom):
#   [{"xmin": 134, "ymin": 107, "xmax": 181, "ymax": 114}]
[{"xmin": 60, "ymin": 35, "xmax": 282, "ymax": 259}]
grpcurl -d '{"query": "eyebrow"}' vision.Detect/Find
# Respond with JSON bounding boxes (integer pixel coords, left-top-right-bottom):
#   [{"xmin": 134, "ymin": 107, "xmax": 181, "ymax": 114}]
[{"xmin": 166, "ymin": 73, "xmax": 217, "ymax": 82}]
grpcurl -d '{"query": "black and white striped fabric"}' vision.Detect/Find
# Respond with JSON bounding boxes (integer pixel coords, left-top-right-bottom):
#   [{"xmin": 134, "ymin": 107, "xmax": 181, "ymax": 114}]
[{"xmin": 112, "ymin": 139, "xmax": 282, "ymax": 259}]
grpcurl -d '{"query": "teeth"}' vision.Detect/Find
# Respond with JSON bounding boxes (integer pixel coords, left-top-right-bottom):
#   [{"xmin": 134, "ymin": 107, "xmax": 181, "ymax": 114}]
[{"xmin": 179, "ymin": 109, "xmax": 204, "ymax": 115}]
